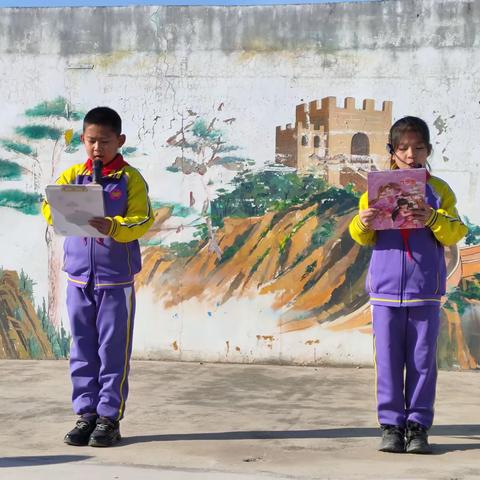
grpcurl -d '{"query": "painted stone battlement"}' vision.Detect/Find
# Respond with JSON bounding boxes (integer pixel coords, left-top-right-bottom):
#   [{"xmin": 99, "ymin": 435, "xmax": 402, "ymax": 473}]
[
  {"xmin": 294, "ymin": 97, "xmax": 392, "ymax": 128},
  {"xmin": 275, "ymin": 96, "xmax": 393, "ymax": 177}
]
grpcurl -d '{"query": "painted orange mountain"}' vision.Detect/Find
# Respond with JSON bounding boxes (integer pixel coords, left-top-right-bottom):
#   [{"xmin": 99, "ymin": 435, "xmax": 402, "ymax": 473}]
[
  {"xmin": 138, "ymin": 192, "xmax": 370, "ymax": 332},
  {"xmin": 137, "ymin": 193, "xmax": 480, "ymax": 369}
]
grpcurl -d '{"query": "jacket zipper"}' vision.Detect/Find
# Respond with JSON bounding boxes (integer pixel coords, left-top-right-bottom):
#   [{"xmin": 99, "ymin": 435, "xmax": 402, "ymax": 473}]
[
  {"xmin": 125, "ymin": 243, "xmax": 132, "ymax": 276},
  {"xmin": 400, "ymin": 245, "xmax": 406, "ymax": 305},
  {"xmin": 434, "ymin": 242, "xmax": 440, "ymax": 294},
  {"xmin": 89, "ymin": 237, "xmax": 95, "ymax": 285}
]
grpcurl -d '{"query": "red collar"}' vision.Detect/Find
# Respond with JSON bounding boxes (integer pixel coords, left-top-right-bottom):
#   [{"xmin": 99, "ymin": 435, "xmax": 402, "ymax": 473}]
[{"xmin": 84, "ymin": 154, "xmax": 129, "ymax": 176}]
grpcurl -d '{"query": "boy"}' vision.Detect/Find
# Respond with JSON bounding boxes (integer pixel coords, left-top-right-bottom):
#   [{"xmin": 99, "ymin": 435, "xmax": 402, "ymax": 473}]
[{"xmin": 42, "ymin": 106, "xmax": 154, "ymax": 447}]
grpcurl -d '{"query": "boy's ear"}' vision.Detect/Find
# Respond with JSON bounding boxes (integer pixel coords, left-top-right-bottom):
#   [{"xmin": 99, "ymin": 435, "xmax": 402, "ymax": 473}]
[
  {"xmin": 80, "ymin": 133, "xmax": 85, "ymax": 144},
  {"xmin": 118, "ymin": 134, "xmax": 126, "ymax": 148}
]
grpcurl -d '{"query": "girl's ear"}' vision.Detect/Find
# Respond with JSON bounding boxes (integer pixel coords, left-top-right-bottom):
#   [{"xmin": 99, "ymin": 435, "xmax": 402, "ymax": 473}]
[{"xmin": 427, "ymin": 143, "xmax": 432, "ymax": 155}]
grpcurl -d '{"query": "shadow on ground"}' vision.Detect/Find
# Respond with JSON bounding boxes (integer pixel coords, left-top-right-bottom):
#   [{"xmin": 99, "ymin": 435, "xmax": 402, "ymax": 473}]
[
  {"xmin": 121, "ymin": 424, "xmax": 480, "ymax": 452},
  {"xmin": 0, "ymin": 455, "xmax": 91, "ymax": 468}
]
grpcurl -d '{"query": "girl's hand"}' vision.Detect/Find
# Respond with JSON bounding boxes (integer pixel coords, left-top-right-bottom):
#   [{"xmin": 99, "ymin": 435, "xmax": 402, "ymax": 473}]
[
  {"xmin": 88, "ymin": 217, "xmax": 112, "ymax": 235},
  {"xmin": 409, "ymin": 206, "xmax": 434, "ymax": 225},
  {"xmin": 359, "ymin": 208, "xmax": 379, "ymax": 229}
]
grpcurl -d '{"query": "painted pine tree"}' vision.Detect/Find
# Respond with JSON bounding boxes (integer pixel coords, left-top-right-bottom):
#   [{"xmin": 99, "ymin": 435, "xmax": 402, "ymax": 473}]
[{"xmin": 0, "ymin": 97, "xmax": 82, "ymax": 358}]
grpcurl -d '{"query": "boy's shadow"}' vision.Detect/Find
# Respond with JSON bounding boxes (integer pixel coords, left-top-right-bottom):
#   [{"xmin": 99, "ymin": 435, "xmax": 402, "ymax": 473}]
[
  {"xmin": 0, "ymin": 455, "xmax": 91, "ymax": 468},
  {"xmin": 122, "ymin": 425, "xmax": 480, "ymax": 454}
]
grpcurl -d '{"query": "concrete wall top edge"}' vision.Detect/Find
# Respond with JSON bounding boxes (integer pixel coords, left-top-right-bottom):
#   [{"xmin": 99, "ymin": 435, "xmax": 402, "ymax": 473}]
[{"xmin": 0, "ymin": 0, "xmax": 478, "ymax": 55}]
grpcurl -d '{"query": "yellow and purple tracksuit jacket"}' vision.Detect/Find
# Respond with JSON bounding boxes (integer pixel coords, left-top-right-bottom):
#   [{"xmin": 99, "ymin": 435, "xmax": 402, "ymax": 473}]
[
  {"xmin": 349, "ymin": 175, "xmax": 467, "ymax": 307},
  {"xmin": 42, "ymin": 154, "xmax": 154, "ymax": 289}
]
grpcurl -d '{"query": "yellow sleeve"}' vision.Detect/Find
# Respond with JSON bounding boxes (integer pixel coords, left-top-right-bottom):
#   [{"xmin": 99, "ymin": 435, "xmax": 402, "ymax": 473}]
[
  {"xmin": 41, "ymin": 164, "xmax": 85, "ymax": 225},
  {"xmin": 425, "ymin": 177, "xmax": 468, "ymax": 246},
  {"xmin": 107, "ymin": 166, "xmax": 154, "ymax": 243},
  {"xmin": 348, "ymin": 191, "xmax": 376, "ymax": 246}
]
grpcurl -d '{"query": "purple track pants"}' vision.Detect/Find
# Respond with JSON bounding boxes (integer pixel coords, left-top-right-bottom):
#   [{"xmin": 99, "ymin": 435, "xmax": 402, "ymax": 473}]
[
  {"xmin": 372, "ymin": 305, "xmax": 440, "ymax": 429},
  {"xmin": 66, "ymin": 283, "xmax": 135, "ymax": 421}
]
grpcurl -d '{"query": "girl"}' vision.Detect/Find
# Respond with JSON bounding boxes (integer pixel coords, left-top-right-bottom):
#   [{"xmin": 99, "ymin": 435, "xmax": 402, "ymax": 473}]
[{"xmin": 349, "ymin": 116, "xmax": 467, "ymax": 454}]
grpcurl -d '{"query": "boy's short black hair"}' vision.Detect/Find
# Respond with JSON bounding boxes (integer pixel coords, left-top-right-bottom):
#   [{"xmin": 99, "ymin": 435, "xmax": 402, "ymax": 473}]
[{"xmin": 83, "ymin": 107, "xmax": 122, "ymax": 135}]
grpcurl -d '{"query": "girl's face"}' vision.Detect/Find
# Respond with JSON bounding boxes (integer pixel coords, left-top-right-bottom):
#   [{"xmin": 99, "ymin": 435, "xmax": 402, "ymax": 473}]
[{"xmin": 393, "ymin": 131, "xmax": 429, "ymax": 169}]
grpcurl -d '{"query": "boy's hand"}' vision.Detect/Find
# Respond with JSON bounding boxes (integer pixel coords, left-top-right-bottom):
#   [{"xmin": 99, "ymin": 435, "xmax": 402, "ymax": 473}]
[
  {"xmin": 89, "ymin": 217, "xmax": 112, "ymax": 235},
  {"xmin": 359, "ymin": 208, "xmax": 379, "ymax": 229},
  {"xmin": 409, "ymin": 206, "xmax": 434, "ymax": 225}
]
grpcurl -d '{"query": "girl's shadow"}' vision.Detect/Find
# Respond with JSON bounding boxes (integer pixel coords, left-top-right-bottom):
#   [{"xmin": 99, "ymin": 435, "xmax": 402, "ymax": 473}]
[{"xmin": 120, "ymin": 424, "xmax": 480, "ymax": 454}]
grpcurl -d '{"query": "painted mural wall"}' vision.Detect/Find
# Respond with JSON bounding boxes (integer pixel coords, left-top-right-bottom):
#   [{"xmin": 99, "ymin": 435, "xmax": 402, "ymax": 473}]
[{"xmin": 1, "ymin": 0, "xmax": 480, "ymax": 368}]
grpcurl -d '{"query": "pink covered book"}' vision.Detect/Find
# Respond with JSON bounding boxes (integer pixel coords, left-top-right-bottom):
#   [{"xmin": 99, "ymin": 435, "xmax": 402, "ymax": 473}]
[{"xmin": 367, "ymin": 168, "xmax": 427, "ymax": 230}]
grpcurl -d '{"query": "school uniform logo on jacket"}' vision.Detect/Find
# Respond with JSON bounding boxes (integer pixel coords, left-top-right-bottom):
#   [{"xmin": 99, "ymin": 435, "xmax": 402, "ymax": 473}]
[{"xmin": 110, "ymin": 188, "xmax": 123, "ymax": 200}]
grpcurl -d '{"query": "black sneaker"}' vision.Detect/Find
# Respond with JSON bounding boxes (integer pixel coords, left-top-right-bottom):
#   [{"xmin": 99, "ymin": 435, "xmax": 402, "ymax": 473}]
[
  {"xmin": 64, "ymin": 415, "xmax": 98, "ymax": 446},
  {"xmin": 378, "ymin": 424, "xmax": 405, "ymax": 453},
  {"xmin": 88, "ymin": 416, "xmax": 121, "ymax": 447},
  {"xmin": 406, "ymin": 421, "xmax": 432, "ymax": 454}
]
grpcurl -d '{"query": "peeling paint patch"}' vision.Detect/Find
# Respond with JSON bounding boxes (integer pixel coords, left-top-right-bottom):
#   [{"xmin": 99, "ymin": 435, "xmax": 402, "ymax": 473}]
[
  {"xmin": 442, "ymin": 156, "xmax": 450, "ymax": 162},
  {"xmin": 433, "ymin": 115, "xmax": 447, "ymax": 135},
  {"xmin": 225, "ymin": 340, "xmax": 230, "ymax": 354},
  {"xmin": 172, "ymin": 340, "xmax": 178, "ymax": 351},
  {"xmin": 235, "ymin": 346, "xmax": 240, "ymax": 352},
  {"xmin": 256, "ymin": 334, "xmax": 274, "ymax": 349},
  {"xmin": 256, "ymin": 335, "xmax": 275, "ymax": 341},
  {"xmin": 305, "ymin": 339, "xmax": 320, "ymax": 345}
]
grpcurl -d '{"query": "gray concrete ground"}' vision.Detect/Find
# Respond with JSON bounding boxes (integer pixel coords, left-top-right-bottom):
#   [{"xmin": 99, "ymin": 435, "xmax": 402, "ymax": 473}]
[{"xmin": 0, "ymin": 360, "xmax": 479, "ymax": 480}]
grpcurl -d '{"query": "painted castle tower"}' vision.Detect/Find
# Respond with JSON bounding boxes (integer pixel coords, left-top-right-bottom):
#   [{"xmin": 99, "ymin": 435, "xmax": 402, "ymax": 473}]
[{"xmin": 275, "ymin": 96, "xmax": 393, "ymax": 189}]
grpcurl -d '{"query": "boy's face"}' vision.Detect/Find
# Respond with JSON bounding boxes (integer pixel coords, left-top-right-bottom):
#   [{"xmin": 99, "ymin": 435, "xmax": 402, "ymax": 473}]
[{"xmin": 81, "ymin": 124, "xmax": 126, "ymax": 166}]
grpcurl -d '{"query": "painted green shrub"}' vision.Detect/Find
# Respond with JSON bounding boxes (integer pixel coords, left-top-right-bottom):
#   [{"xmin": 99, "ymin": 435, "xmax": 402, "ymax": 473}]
[
  {"xmin": 37, "ymin": 297, "xmax": 70, "ymax": 359},
  {"xmin": 219, "ymin": 226, "xmax": 255, "ymax": 264},
  {"xmin": 1, "ymin": 140, "xmax": 34, "ymax": 156},
  {"xmin": 151, "ymin": 201, "xmax": 193, "ymax": 218},
  {"xmin": 444, "ymin": 274, "xmax": 480, "ymax": 315},
  {"xmin": 302, "ymin": 260, "xmax": 318, "ymax": 279},
  {"xmin": 279, "ymin": 210, "xmax": 317, "ymax": 254},
  {"xmin": 0, "ymin": 159, "xmax": 22, "ymax": 180},
  {"xmin": 25, "ymin": 97, "xmax": 83, "ymax": 120},
  {"xmin": 169, "ymin": 240, "xmax": 201, "ymax": 257},
  {"xmin": 16, "ymin": 125, "xmax": 62, "ymax": 141},
  {"xmin": 311, "ymin": 218, "xmax": 336, "ymax": 248},
  {"xmin": 211, "ymin": 171, "xmax": 328, "ymax": 227},
  {"xmin": 122, "ymin": 146, "xmax": 138, "ymax": 157},
  {"xmin": 193, "ymin": 223, "xmax": 209, "ymax": 241},
  {"xmin": 464, "ymin": 217, "xmax": 480, "ymax": 246},
  {"xmin": 18, "ymin": 269, "xmax": 35, "ymax": 303},
  {"xmin": 27, "ymin": 336, "xmax": 43, "ymax": 359},
  {"xmin": 251, "ymin": 247, "xmax": 271, "ymax": 275},
  {"xmin": 0, "ymin": 190, "xmax": 41, "ymax": 215},
  {"xmin": 65, "ymin": 132, "xmax": 82, "ymax": 153}
]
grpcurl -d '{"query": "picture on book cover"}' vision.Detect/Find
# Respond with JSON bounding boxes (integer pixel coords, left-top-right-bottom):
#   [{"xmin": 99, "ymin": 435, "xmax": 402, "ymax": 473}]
[{"xmin": 367, "ymin": 169, "xmax": 427, "ymax": 230}]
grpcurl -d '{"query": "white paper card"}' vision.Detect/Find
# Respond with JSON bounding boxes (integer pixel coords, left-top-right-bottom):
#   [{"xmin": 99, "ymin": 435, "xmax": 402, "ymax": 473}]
[{"xmin": 45, "ymin": 184, "xmax": 107, "ymax": 237}]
